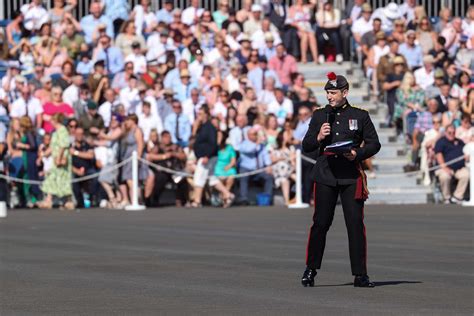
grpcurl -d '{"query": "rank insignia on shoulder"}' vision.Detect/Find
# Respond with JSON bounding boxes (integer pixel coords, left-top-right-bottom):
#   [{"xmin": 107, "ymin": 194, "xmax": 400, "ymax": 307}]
[{"xmin": 349, "ymin": 119, "xmax": 358, "ymax": 130}]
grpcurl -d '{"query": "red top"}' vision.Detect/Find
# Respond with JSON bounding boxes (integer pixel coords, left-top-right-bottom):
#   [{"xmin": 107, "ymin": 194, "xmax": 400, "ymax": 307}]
[{"xmin": 42, "ymin": 102, "xmax": 74, "ymax": 133}]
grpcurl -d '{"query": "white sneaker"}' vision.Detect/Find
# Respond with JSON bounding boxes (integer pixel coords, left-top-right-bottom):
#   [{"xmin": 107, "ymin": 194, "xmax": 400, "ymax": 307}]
[
  {"xmin": 336, "ymin": 54, "xmax": 343, "ymax": 64},
  {"xmin": 318, "ymin": 55, "xmax": 325, "ymax": 64}
]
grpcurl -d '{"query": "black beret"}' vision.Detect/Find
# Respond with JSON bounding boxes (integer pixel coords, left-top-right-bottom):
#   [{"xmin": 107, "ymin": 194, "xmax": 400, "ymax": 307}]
[{"xmin": 324, "ymin": 72, "xmax": 349, "ymax": 91}]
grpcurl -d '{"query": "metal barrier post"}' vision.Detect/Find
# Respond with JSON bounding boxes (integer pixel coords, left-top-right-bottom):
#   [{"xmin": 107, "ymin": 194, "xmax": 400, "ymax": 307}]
[
  {"xmin": 463, "ymin": 146, "xmax": 474, "ymax": 207},
  {"xmin": 289, "ymin": 149, "xmax": 310, "ymax": 209},
  {"xmin": 125, "ymin": 151, "xmax": 146, "ymax": 211}
]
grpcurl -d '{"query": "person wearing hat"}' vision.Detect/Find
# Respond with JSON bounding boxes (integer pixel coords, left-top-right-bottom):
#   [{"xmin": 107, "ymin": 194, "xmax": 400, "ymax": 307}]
[
  {"xmin": 414, "ymin": 54, "xmax": 435, "ymax": 90},
  {"xmin": 125, "ymin": 41, "xmax": 147, "ymax": 75},
  {"xmin": 351, "ymin": 3, "xmax": 374, "ymax": 45},
  {"xmin": 424, "ymin": 68, "xmax": 446, "ymax": 100},
  {"xmin": 377, "ymin": 39, "xmax": 407, "ymax": 84},
  {"xmin": 301, "ymin": 72, "xmax": 381, "ymax": 288},
  {"xmin": 173, "ymin": 68, "xmax": 197, "ymax": 102},
  {"xmin": 371, "ymin": 2, "xmax": 401, "ymax": 33},
  {"xmin": 366, "ymin": 31, "xmax": 389, "ymax": 95},
  {"xmin": 78, "ymin": 100, "xmax": 105, "ymax": 137},
  {"xmin": 398, "ymin": 29, "xmax": 423, "ymax": 70},
  {"xmin": 243, "ymin": 4, "xmax": 263, "ymax": 35}
]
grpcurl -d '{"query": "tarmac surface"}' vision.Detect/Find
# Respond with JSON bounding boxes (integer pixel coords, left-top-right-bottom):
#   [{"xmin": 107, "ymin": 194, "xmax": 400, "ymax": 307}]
[{"xmin": 0, "ymin": 204, "xmax": 473, "ymax": 315}]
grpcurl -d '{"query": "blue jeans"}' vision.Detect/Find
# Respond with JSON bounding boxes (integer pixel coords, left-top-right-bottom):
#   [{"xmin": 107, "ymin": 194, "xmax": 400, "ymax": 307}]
[{"xmin": 239, "ymin": 167, "xmax": 274, "ymax": 202}]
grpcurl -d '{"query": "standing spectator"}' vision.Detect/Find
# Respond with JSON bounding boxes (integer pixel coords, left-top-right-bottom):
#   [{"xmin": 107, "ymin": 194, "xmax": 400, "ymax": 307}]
[
  {"xmin": 17, "ymin": 116, "xmax": 41, "ymax": 207},
  {"xmin": 398, "ymin": 30, "xmax": 423, "ymax": 70},
  {"xmin": 382, "ymin": 56, "xmax": 406, "ymax": 125},
  {"xmin": 434, "ymin": 124, "xmax": 469, "ymax": 204},
  {"xmin": 119, "ymin": 114, "xmax": 152, "ymax": 207},
  {"xmin": 288, "ymin": 0, "xmax": 318, "ymax": 64},
  {"xmin": 80, "ymin": 1, "xmax": 114, "ymax": 44},
  {"xmin": 268, "ymin": 44, "xmax": 298, "ymax": 89},
  {"xmin": 270, "ymin": 130, "xmax": 295, "ymax": 205},
  {"xmin": 138, "ymin": 101, "xmax": 163, "ymax": 142},
  {"xmin": 38, "ymin": 113, "xmax": 74, "ymax": 210},
  {"xmin": 366, "ymin": 32, "xmax": 389, "ymax": 95},
  {"xmin": 316, "ymin": 0, "xmax": 343, "ymax": 64},
  {"xmin": 238, "ymin": 127, "xmax": 274, "ymax": 205},
  {"xmin": 71, "ymin": 126, "xmax": 97, "ymax": 208},
  {"xmin": 78, "ymin": 101, "xmax": 105, "ymax": 137},
  {"xmin": 42, "ymin": 86, "xmax": 74, "ymax": 134},
  {"xmin": 164, "ymin": 100, "xmax": 191, "ymax": 148},
  {"xmin": 191, "ymin": 106, "xmax": 234, "ymax": 208}
]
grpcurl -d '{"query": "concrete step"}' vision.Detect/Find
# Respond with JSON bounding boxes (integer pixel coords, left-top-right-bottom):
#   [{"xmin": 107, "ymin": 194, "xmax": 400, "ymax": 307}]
[
  {"xmin": 367, "ymin": 174, "xmax": 419, "ymax": 188},
  {"xmin": 366, "ymin": 187, "xmax": 431, "ymax": 204},
  {"xmin": 372, "ymin": 157, "xmax": 409, "ymax": 173},
  {"xmin": 376, "ymin": 143, "xmax": 407, "ymax": 158}
]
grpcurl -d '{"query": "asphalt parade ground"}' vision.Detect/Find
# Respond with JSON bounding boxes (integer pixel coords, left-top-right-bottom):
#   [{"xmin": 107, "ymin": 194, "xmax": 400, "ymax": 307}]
[{"xmin": 1, "ymin": 204, "xmax": 473, "ymax": 315}]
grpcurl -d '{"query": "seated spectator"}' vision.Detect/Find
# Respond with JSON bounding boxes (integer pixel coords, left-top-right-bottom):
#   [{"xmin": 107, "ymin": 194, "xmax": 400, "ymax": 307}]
[
  {"xmin": 450, "ymin": 71, "xmax": 471, "ymax": 102},
  {"xmin": 434, "ymin": 7, "xmax": 451, "ymax": 33},
  {"xmin": 429, "ymin": 37, "xmax": 449, "ymax": 69},
  {"xmin": 244, "ymin": 4, "xmax": 263, "ymax": 36},
  {"xmin": 238, "ymin": 127, "xmax": 273, "ymax": 205},
  {"xmin": 434, "ymin": 124, "xmax": 469, "ymax": 204},
  {"xmin": 264, "ymin": 114, "xmax": 280, "ymax": 150},
  {"xmin": 366, "ymin": 32, "xmax": 389, "ymax": 95},
  {"xmin": 351, "ymin": 3, "xmax": 373, "ymax": 48},
  {"xmin": 21, "ymin": 0, "xmax": 49, "ymax": 34},
  {"xmin": 125, "ymin": 41, "xmax": 147, "ymax": 75},
  {"xmin": 131, "ymin": 0, "xmax": 157, "ymax": 36},
  {"xmin": 115, "ymin": 21, "xmax": 146, "ymax": 58},
  {"xmin": 214, "ymin": 131, "xmax": 237, "ymax": 193},
  {"xmin": 416, "ymin": 16, "xmax": 437, "ymax": 54},
  {"xmin": 9, "ymin": 84, "xmax": 43, "ymax": 129},
  {"xmin": 377, "ymin": 40, "xmax": 407, "ymax": 87},
  {"xmin": 393, "ymin": 72, "xmax": 425, "ymax": 136},
  {"xmin": 270, "ymin": 130, "xmax": 296, "ymax": 205},
  {"xmin": 456, "ymin": 114, "xmax": 473, "ymax": 144},
  {"xmin": 441, "ymin": 98, "xmax": 462, "ymax": 129},
  {"xmin": 420, "ymin": 115, "xmax": 443, "ymax": 185},
  {"xmin": 156, "ymin": 0, "xmax": 174, "ymax": 24},
  {"xmin": 425, "ymin": 69, "xmax": 447, "ymax": 100},
  {"xmin": 268, "ymin": 44, "xmax": 298, "ymax": 89},
  {"xmin": 371, "ymin": 2, "xmax": 401, "ymax": 33},
  {"xmin": 145, "ymin": 130, "xmax": 188, "ymax": 207},
  {"xmin": 440, "ymin": 17, "xmax": 463, "ymax": 57},
  {"xmin": 212, "ymin": 0, "xmax": 229, "ymax": 29},
  {"xmin": 80, "ymin": 1, "xmax": 114, "ymax": 45},
  {"xmin": 267, "ymin": 88, "xmax": 294, "ymax": 126},
  {"xmin": 94, "ymin": 35, "xmax": 125, "ymax": 76},
  {"xmin": 360, "ymin": 18, "xmax": 382, "ymax": 63},
  {"xmin": 455, "ymin": 36, "xmax": 473, "ymax": 74},
  {"xmin": 6, "ymin": 11, "xmax": 24, "ymax": 48},
  {"xmin": 288, "ymin": 0, "xmax": 318, "ymax": 64},
  {"xmin": 414, "ymin": 55, "xmax": 435, "ymax": 90},
  {"xmin": 398, "ymin": 30, "xmax": 423, "ymax": 70},
  {"xmin": 316, "ymin": 0, "xmax": 342, "ymax": 64},
  {"xmin": 461, "ymin": 89, "xmax": 474, "ymax": 121},
  {"xmin": 101, "ymin": 0, "xmax": 130, "ymax": 35},
  {"xmin": 391, "ymin": 19, "xmax": 406, "ymax": 44}
]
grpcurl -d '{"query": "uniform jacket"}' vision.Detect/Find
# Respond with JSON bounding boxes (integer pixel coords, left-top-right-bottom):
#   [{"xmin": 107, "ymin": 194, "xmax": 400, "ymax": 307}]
[{"xmin": 302, "ymin": 102, "xmax": 381, "ymax": 186}]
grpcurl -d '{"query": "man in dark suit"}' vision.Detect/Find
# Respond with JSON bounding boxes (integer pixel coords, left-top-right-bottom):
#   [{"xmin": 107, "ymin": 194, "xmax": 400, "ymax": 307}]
[
  {"xmin": 434, "ymin": 82, "xmax": 450, "ymax": 113},
  {"xmin": 301, "ymin": 72, "xmax": 381, "ymax": 288}
]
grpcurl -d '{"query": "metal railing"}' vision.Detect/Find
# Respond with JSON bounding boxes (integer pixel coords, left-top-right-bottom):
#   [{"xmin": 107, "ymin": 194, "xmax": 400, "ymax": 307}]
[{"xmin": 0, "ymin": 0, "xmax": 470, "ymax": 24}]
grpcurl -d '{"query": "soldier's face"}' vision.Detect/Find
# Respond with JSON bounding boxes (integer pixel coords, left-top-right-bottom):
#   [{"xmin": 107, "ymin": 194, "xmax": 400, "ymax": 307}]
[{"xmin": 326, "ymin": 89, "xmax": 348, "ymax": 107}]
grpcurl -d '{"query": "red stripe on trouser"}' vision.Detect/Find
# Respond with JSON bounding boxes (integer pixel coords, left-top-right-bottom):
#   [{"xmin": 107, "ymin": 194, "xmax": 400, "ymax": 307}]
[
  {"xmin": 362, "ymin": 206, "xmax": 367, "ymax": 271},
  {"xmin": 305, "ymin": 182, "xmax": 317, "ymax": 265}
]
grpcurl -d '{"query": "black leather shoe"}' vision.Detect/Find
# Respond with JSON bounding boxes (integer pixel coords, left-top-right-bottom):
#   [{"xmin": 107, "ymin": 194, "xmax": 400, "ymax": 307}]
[
  {"xmin": 301, "ymin": 268, "xmax": 317, "ymax": 287},
  {"xmin": 354, "ymin": 275, "xmax": 375, "ymax": 288}
]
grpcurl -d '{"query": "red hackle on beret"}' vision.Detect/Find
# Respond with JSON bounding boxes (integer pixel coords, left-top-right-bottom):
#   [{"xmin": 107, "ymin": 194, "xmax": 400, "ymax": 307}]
[{"xmin": 327, "ymin": 72, "xmax": 337, "ymax": 80}]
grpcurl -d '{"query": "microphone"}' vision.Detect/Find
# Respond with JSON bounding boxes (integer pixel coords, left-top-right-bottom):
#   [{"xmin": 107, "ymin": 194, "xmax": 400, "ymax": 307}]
[{"xmin": 325, "ymin": 105, "xmax": 335, "ymax": 125}]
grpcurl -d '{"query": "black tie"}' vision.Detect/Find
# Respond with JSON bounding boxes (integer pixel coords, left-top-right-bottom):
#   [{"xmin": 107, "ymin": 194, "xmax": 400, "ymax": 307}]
[
  {"xmin": 105, "ymin": 47, "xmax": 111, "ymax": 74},
  {"xmin": 176, "ymin": 113, "xmax": 181, "ymax": 141}
]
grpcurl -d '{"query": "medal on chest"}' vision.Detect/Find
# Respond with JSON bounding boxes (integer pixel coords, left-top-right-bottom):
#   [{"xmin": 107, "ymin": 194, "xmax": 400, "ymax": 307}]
[{"xmin": 349, "ymin": 119, "xmax": 358, "ymax": 131}]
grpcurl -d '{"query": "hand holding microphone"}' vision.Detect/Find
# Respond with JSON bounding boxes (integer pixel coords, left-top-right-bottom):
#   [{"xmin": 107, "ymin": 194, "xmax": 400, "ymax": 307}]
[{"xmin": 317, "ymin": 123, "xmax": 331, "ymax": 142}]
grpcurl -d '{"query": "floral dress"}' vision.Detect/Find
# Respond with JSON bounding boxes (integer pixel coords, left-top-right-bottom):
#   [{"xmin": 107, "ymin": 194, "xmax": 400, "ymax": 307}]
[
  {"xmin": 393, "ymin": 88, "xmax": 425, "ymax": 121},
  {"xmin": 271, "ymin": 146, "xmax": 295, "ymax": 188},
  {"xmin": 41, "ymin": 125, "xmax": 72, "ymax": 198}
]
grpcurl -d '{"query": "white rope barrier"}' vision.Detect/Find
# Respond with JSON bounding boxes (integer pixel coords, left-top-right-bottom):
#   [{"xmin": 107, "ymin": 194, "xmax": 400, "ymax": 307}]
[
  {"xmin": 300, "ymin": 153, "xmax": 467, "ymax": 177},
  {"xmin": 0, "ymin": 156, "xmax": 132, "ymax": 185}
]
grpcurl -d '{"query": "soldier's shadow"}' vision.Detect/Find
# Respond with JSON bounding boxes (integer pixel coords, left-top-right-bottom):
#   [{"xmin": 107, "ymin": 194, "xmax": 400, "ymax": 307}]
[{"xmin": 315, "ymin": 281, "xmax": 422, "ymax": 287}]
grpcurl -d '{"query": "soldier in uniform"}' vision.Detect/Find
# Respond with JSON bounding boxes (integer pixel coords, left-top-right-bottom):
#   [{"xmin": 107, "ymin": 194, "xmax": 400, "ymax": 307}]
[{"xmin": 301, "ymin": 72, "xmax": 381, "ymax": 288}]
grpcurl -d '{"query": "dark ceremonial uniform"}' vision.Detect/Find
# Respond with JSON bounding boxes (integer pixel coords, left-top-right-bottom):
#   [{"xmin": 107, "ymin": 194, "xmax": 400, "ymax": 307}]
[{"xmin": 301, "ymin": 73, "xmax": 381, "ymax": 286}]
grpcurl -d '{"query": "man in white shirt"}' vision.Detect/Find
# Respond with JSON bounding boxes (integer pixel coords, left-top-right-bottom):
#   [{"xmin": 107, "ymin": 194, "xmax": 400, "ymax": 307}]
[
  {"xmin": 146, "ymin": 29, "xmax": 173, "ymax": 63},
  {"xmin": 63, "ymin": 74, "xmax": 84, "ymax": 108},
  {"xmin": 267, "ymin": 88, "xmax": 293, "ymax": 126},
  {"xmin": 98, "ymin": 88, "xmax": 120, "ymax": 127},
  {"xmin": 251, "ymin": 18, "xmax": 281, "ymax": 51},
  {"xmin": 119, "ymin": 75, "xmax": 141, "ymax": 114},
  {"xmin": 125, "ymin": 42, "xmax": 147, "ymax": 75},
  {"xmin": 181, "ymin": 0, "xmax": 203, "ymax": 26},
  {"xmin": 138, "ymin": 101, "xmax": 163, "ymax": 142},
  {"xmin": 244, "ymin": 4, "xmax": 263, "ymax": 36},
  {"xmin": 9, "ymin": 85, "xmax": 43, "ymax": 128},
  {"xmin": 398, "ymin": 0, "xmax": 416, "ymax": 23},
  {"xmin": 228, "ymin": 114, "xmax": 251, "ymax": 151},
  {"xmin": 188, "ymin": 49, "xmax": 206, "ymax": 81},
  {"xmin": 414, "ymin": 55, "xmax": 435, "ymax": 90},
  {"xmin": 257, "ymin": 77, "xmax": 278, "ymax": 105},
  {"xmin": 181, "ymin": 88, "xmax": 203, "ymax": 124},
  {"xmin": 351, "ymin": 3, "xmax": 373, "ymax": 45}
]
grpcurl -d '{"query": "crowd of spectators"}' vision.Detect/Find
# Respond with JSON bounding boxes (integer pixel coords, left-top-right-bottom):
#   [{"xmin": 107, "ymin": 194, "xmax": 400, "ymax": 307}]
[{"xmin": 0, "ymin": 0, "xmax": 472, "ymax": 208}]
